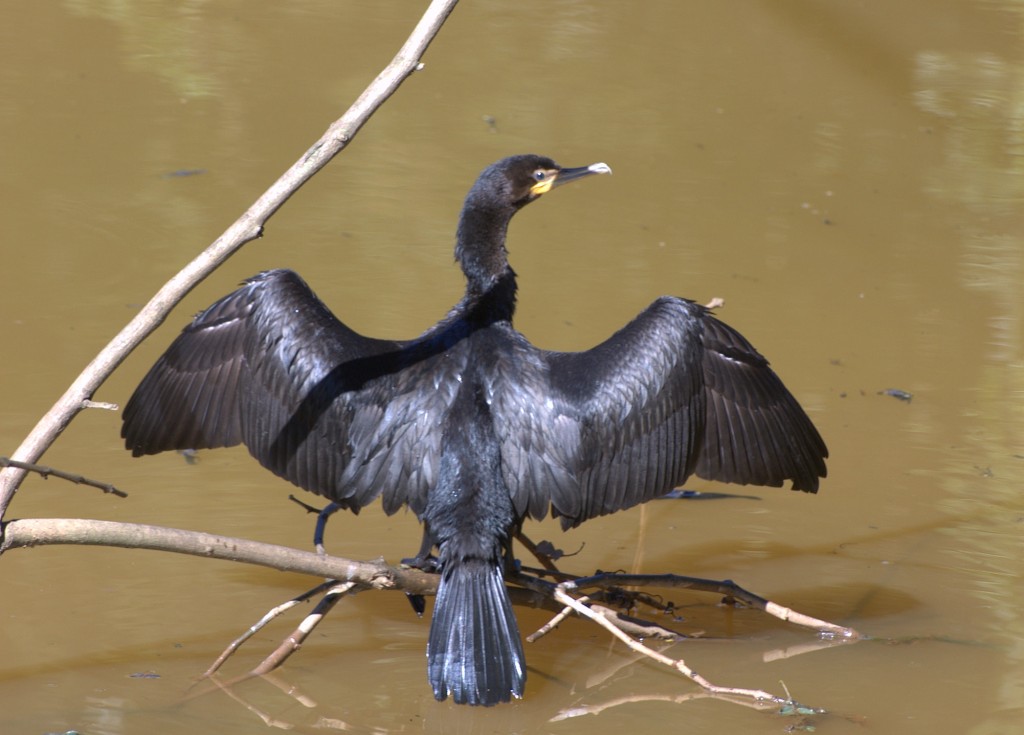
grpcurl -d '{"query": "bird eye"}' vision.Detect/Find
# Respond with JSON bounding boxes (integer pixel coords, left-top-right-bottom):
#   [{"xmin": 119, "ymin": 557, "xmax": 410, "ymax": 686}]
[{"xmin": 533, "ymin": 170, "xmax": 546, "ymax": 181}]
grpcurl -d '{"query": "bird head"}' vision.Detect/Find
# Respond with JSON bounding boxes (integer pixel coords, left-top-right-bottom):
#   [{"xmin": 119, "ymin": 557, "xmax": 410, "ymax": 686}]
[{"xmin": 504, "ymin": 155, "xmax": 613, "ymax": 208}]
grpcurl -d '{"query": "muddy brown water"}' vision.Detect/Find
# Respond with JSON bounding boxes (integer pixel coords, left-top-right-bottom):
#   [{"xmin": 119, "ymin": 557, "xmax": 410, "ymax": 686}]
[{"xmin": 1, "ymin": 2, "xmax": 1021, "ymax": 734}]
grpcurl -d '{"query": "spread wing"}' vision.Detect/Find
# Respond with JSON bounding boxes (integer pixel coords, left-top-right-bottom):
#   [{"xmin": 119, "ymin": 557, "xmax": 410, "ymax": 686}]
[
  {"xmin": 121, "ymin": 269, "xmax": 459, "ymax": 515},
  {"xmin": 491, "ymin": 297, "xmax": 828, "ymax": 528},
  {"xmin": 124, "ymin": 276, "xmax": 827, "ymax": 528}
]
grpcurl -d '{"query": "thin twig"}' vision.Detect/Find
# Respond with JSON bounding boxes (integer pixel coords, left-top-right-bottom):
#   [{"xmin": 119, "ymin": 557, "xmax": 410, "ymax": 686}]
[
  {"xmin": 571, "ymin": 572, "xmax": 861, "ymax": 639},
  {"xmin": 550, "ymin": 690, "xmax": 782, "ymax": 721},
  {"xmin": 527, "ymin": 595, "xmax": 590, "ymax": 643},
  {"xmin": 202, "ymin": 579, "xmax": 342, "ymax": 678},
  {"xmin": 250, "ymin": 582, "xmax": 357, "ymax": 675},
  {"xmin": 588, "ymin": 604, "xmax": 683, "ymax": 640},
  {"xmin": 554, "ymin": 583, "xmax": 785, "ymax": 705},
  {"xmin": 0, "ymin": 0, "xmax": 460, "ymax": 519},
  {"xmin": 527, "ymin": 596, "xmax": 683, "ymax": 645},
  {"xmin": 0, "ymin": 457, "xmax": 127, "ymax": 498}
]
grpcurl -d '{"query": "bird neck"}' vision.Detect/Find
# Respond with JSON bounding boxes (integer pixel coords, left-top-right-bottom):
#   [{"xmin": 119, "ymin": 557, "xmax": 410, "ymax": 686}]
[
  {"xmin": 446, "ymin": 268, "xmax": 516, "ymax": 329},
  {"xmin": 455, "ymin": 199, "xmax": 517, "ymax": 291},
  {"xmin": 455, "ymin": 200, "xmax": 519, "ymax": 324}
]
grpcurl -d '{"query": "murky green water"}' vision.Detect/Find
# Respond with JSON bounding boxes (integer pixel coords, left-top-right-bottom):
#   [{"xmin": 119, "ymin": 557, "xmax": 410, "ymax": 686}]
[{"xmin": 2, "ymin": 2, "xmax": 1022, "ymax": 733}]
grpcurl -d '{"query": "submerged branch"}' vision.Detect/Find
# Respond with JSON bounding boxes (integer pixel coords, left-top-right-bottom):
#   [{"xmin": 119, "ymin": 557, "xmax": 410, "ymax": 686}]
[
  {"xmin": 1, "ymin": 516, "xmax": 860, "ymax": 714},
  {"xmin": 569, "ymin": 573, "xmax": 860, "ymax": 639}
]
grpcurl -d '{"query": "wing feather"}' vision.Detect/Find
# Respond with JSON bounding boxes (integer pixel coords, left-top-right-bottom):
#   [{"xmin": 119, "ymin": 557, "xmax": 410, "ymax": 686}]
[
  {"xmin": 490, "ymin": 297, "xmax": 827, "ymax": 529},
  {"xmin": 125, "ymin": 274, "xmax": 827, "ymax": 526},
  {"xmin": 122, "ymin": 269, "xmax": 458, "ymax": 513},
  {"xmin": 486, "ymin": 298, "xmax": 702, "ymax": 528},
  {"xmin": 696, "ymin": 314, "xmax": 828, "ymax": 491}
]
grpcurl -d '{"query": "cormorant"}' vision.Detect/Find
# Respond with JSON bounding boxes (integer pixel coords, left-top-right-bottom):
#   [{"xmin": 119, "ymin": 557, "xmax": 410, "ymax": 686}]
[{"xmin": 122, "ymin": 154, "xmax": 828, "ymax": 706}]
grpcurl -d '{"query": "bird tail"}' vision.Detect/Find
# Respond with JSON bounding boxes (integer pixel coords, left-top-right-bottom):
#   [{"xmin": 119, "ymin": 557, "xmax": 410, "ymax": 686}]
[{"xmin": 427, "ymin": 558, "xmax": 525, "ymax": 705}]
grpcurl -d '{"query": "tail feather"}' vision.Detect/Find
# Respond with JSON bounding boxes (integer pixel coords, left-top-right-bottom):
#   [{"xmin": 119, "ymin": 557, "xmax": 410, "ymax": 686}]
[{"xmin": 427, "ymin": 558, "xmax": 525, "ymax": 705}]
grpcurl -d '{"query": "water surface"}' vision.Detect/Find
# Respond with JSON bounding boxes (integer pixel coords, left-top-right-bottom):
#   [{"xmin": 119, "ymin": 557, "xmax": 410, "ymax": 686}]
[{"xmin": 1, "ymin": 2, "xmax": 1021, "ymax": 733}]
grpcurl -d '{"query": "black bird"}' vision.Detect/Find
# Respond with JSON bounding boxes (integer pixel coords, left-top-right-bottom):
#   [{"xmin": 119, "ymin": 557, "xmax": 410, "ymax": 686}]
[{"xmin": 122, "ymin": 154, "xmax": 827, "ymax": 706}]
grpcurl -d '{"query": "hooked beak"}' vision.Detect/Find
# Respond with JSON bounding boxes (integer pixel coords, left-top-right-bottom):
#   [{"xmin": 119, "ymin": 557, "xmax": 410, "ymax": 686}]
[
  {"xmin": 531, "ymin": 162, "xmax": 612, "ymax": 196},
  {"xmin": 552, "ymin": 162, "xmax": 613, "ymax": 189}
]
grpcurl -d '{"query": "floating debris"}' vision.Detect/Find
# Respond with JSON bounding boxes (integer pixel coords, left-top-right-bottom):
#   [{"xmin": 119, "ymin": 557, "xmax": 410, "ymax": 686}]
[
  {"xmin": 879, "ymin": 388, "xmax": 913, "ymax": 402},
  {"xmin": 162, "ymin": 168, "xmax": 207, "ymax": 178}
]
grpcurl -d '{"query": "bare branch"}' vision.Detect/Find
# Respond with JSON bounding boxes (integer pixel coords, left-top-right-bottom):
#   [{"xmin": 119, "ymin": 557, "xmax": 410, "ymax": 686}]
[
  {"xmin": 0, "ymin": 516, "xmax": 857, "ymax": 711},
  {"xmin": 570, "ymin": 572, "xmax": 861, "ymax": 639},
  {"xmin": 0, "ymin": 0, "xmax": 460, "ymax": 519},
  {"xmin": 550, "ymin": 690, "xmax": 783, "ymax": 722},
  {"xmin": 201, "ymin": 580, "xmax": 344, "ymax": 678},
  {"xmin": 0, "ymin": 517, "xmax": 437, "ymax": 595},
  {"xmin": 527, "ymin": 595, "xmax": 590, "ymax": 643},
  {"xmin": 553, "ymin": 583, "xmax": 785, "ymax": 705},
  {"xmin": 248, "ymin": 581, "xmax": 357, "ymax": 676},
  {"xmin": 0, "ymin": 457, "xmax": 127, "ymax": 498}
]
